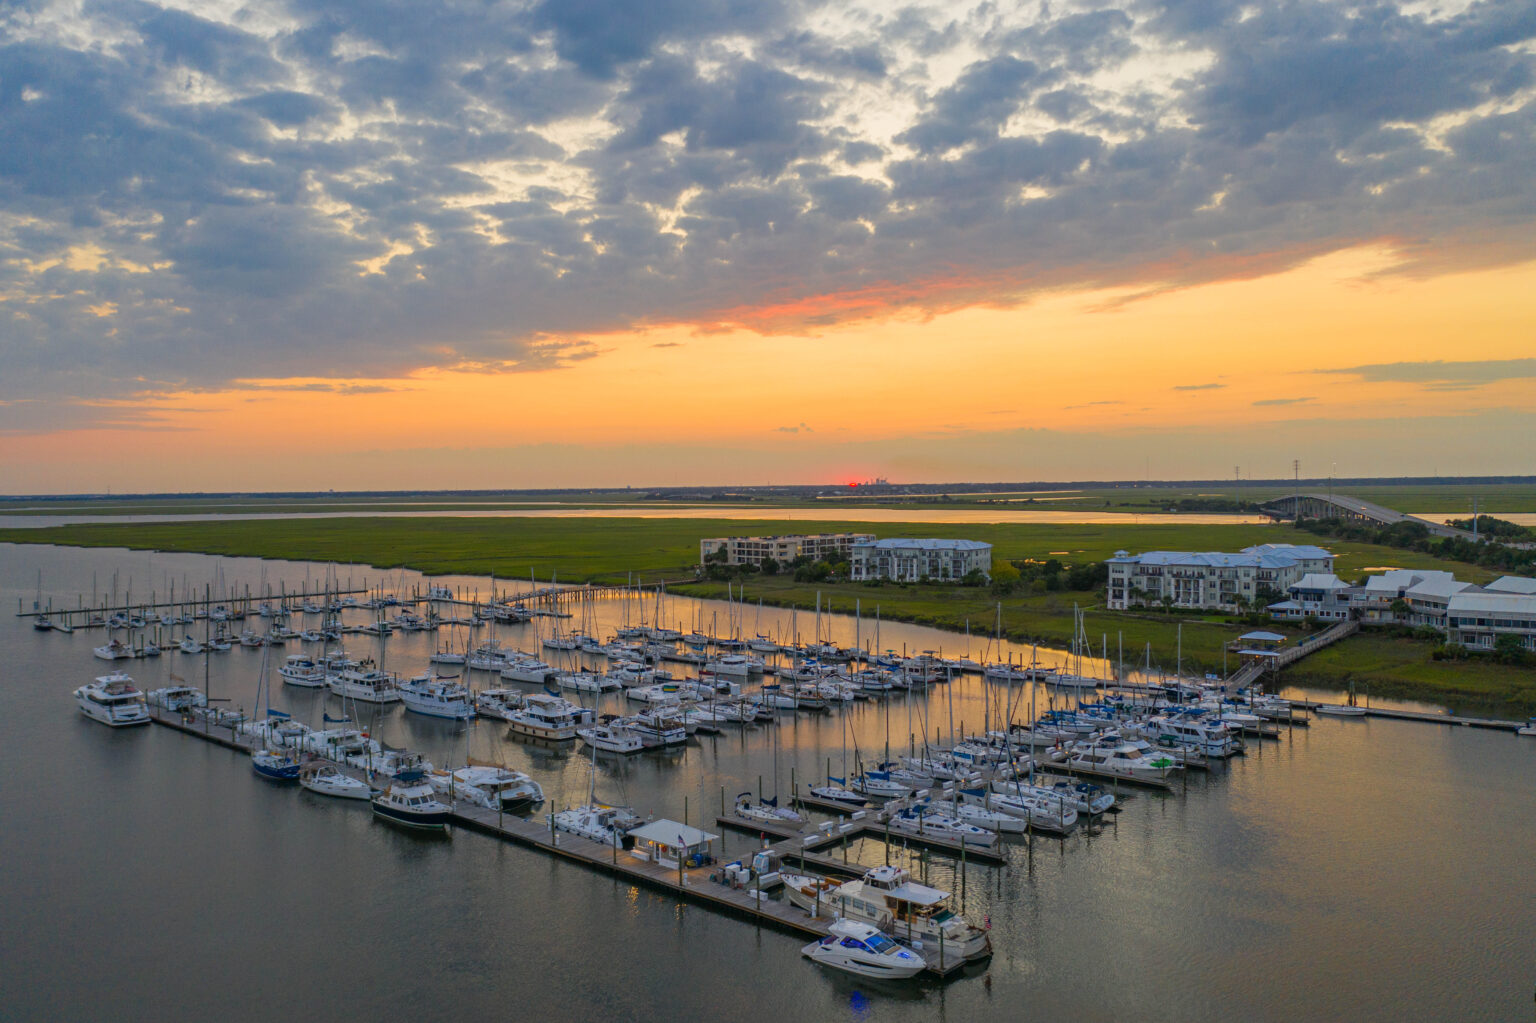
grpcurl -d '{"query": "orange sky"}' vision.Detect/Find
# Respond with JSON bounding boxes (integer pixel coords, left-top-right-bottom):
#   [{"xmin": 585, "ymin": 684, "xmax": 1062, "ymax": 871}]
[{"xmin": 6, "ymin": 245, "xmax": 1536, "ymax": 492}]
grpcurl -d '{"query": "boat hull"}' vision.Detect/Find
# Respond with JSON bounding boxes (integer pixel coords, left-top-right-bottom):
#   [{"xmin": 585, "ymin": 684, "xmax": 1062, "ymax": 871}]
[{"xmin": 372, "ymin": 802, "xmax": 452, "ymax": 831}]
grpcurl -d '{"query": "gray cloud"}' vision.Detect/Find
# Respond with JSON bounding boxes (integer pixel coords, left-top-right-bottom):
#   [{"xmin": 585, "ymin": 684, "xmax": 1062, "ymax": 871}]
[
  {"xmin": 1323, "ymin": 358, "xmax": 1536, "ymax": 385},
  {"xmin": 1174, "ymin": 383, "xmax": 1225, "ymax": 391},
  {"xmin": 1, "ymin": 0, "xmax": 1533, "ymax": 414},
  {"xmin": 1253, "ymin": 397, "xmax": 1315, "ymax": 406}
]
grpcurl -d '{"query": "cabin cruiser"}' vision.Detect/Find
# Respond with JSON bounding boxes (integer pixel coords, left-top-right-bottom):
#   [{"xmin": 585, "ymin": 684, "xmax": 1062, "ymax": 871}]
[
  {"xmin": 429, "ymin": 765, "xmax": 543, "ymax": 811},
  {"xmin": 93, "ymin": 638, "xmax": 134, "ymax": 661},
  {"xmin": 705, "ymin": 654, "xmax": 759, "ymax": 678},
  {"xmin": 619, "ymin": 709, "xmax": 688, "ymax": 748},
  {"xmin": 429, "ymin": 648, "xmax": 467, "ymax": 665},
  {"xmin": 506, "ymin": 693, "xmax": 593, "ymax": 741},
  {"xmin": 884, "ymin": 805, "xmax": 998, "ymax": 848},
  {"xmin": 986, "ymin": 779, "xmax": 1112, "ymax": 817},
  {"xmin": 473, "ymin": 688, "xmax": 525, "ymax": 721},
  {"xmin": 74, "ymin": 674, "xmax": 150, "ymax": 727},
  {"xmin": 679, "ymin": 704, "xmax": 726, "ymax": 734},
  {"xmin": 850, "ymin": 771, "xmax": 911, "ymax": 800},
  {"xmin": 1140, "ymin": 713, "xmax": 1239, "ymax": 758},
  {"xmin": 278, "ymin": 654, "xmax": 326, "ymax": 687},
  {"xmin": 781, "ymin": 871, "xmax": 841, "ymax": 915},
  {"xmin": 734, "ymin": 793, "xmax": 805, "ymax": 825},
  {"xmin": 823, "ymin": 865, "xmax": 991, "ymax": 961},
  {"xmin": 299, "ymin": 727, "xmax": 380, "ymax": 762},
  {"xmin": 145, "ymin": 685, "xmax": 207, "ymax": 712},
  {"xmin": 550, "ymin": 804, "xmax": 644, "ymax": 847},
  {"xmin": 300, "ymin": 763, "xmax": 372, "ymax": 800},
  {"xmin": 467, "ymin": 643, "xmax": 513, "ymax": 672},
  {"xmin": 372, "ymin": 772, "xmax": 452, "ymax": 832},
  {"xmin": 327, "ymin": 666, "xmax": 401, "ymax": 703},
  {"xmin": 949, "ymin": 800, "xmax": 1027, "ymax": 834},
  {"xmin": 399, "ymin": 674, "xmax": 475, "ymax": 719},
  {"xmin": 498, "ymin": 656, "xmax": 555, "ymax": 684},
  {"xmin": 348, "ymin": 747, "xmax": 434, "ymax": 779},
  {"xmin": 626, "ymin": 682, "xmax": 688, "ymax": 705},
  {"xmin": 1066, "ymin": 738, "xmax": 1181, "ymax": 781},
  {"xmin": 970, "ymin": 785, "xmax": 1079, "ymax": 832},
  {"xmin": 808, "ymin": 782, "xmax": 868, "ymax": 808},
  {"xmin": 578, "ymin": 720, "xmax": 646, "ymax": 754},
  {"xmin": 801, "ymin": 920, "xmax": 925, "ymax": 980},
  {"xmin": 554, "ymin": 672, "xmax": 611, "ymax": 694}
]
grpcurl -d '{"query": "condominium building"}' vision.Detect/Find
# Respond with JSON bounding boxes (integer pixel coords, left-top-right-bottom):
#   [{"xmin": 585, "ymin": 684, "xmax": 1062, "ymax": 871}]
[
  {"xmin": 1105, "ymin": 544, "xmax": 1334, "ymax": 611},
  {"xmin": 699, "ymin": 533, "xmax": 874, "ymax": 567},
  {"xmin": 1269, "ymin": 569, "xmax": 1536, "ymax": 652},
  {"xmin": 849, "ymin": 538, "xmax": 993, "ymax": 582}
]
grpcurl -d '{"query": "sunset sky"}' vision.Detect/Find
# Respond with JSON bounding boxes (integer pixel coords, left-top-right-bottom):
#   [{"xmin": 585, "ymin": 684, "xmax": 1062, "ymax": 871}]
[{"xmin": 2, "ymin": 0, "xmax": 1533, "ymax": 492}]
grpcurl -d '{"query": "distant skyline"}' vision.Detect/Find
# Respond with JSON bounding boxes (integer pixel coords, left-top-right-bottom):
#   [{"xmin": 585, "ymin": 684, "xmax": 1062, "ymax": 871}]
[{"xmin": 2, "ymin": 0, "xmax": 1533, "ymax": 492}]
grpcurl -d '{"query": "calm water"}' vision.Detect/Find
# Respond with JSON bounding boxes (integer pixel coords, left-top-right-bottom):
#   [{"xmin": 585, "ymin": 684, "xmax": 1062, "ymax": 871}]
[{"xmin": 3, "ymin": 543, "xmax": 1533, "ymax": 1021}]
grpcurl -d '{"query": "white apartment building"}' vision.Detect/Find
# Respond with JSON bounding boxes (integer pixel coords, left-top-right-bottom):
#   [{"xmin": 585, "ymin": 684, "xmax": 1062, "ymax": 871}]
[
  {"xmin": 1105, "ymin": 544, "xmax": 1334, "ymax": 611},
  {"xmin": 700, "ymin": 533, "xmax": 874, "ymax": 567},
  {"xmin": 849, "ymin": 538, "xmax": 992, "ymax": 582},
  {"xmin": 1268, "ymin": 569, "xmax": 1536, "ymax": 652}
]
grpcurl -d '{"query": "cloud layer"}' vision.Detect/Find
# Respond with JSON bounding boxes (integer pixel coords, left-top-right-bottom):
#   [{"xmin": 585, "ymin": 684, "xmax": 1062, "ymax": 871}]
[{"xmin": 2, "ymin": 0, "xmax": 1534, "ymax": 423}]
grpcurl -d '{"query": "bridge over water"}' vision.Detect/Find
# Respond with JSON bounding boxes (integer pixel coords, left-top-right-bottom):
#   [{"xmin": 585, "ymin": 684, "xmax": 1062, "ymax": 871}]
[{"xmin": 1260, "ymin": 492, "xmax": 1476, "ymax": 540}]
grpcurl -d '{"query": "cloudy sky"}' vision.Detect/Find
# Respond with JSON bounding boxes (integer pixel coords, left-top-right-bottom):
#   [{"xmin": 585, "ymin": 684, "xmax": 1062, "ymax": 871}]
[{"xmin": 2, "ymin": 0, "xmax": 1533, "ymax": 491}]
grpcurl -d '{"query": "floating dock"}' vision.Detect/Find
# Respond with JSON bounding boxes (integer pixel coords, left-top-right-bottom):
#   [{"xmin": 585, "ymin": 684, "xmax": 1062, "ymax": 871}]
[{"xmin": 144, "ymin": 705, "xmax": 975, "ymax": 976}]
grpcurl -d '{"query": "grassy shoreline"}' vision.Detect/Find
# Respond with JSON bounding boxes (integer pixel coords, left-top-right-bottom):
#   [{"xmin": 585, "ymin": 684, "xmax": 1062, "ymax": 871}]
[{"xmin": 4, "ymin": 515, "xmax": 1531, "ymax": 713}]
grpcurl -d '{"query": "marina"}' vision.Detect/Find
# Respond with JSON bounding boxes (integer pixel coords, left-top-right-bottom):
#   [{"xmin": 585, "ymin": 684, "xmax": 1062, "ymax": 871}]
[{"xmin": 6, "ymin": 542, "xmax": 1534, "ymax": 1020}]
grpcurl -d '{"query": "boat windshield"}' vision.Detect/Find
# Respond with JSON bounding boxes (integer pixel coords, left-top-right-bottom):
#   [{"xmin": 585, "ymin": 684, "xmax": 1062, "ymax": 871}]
[{"xmin": 864, "ymin": 933, "xmax": 898, "ymax": 954}]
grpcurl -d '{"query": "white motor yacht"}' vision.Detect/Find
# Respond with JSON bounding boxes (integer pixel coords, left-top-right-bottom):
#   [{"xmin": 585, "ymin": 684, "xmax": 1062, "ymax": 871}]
[
  {"xmin": 1066, "ymin": 739, "xmax": 1181, "ymax": 781},
  {"xmin": 429, "ymin": 765, "xmax": 543, "ymax": 811},
  {"xmin": 399, "ymin": 674, "xmax": 475, "ymax": 719},
  {"xmin": 555, "ymin": 672, "xmax": 607, "ymax": 694},
  {"xmin": 92, "ymin": 638, "xmax": 134, "ymax": 661},
  {"xmin": 327, "ymin": 666, "xmax": 401, "ymax": 703},
  {"xmin": 734, "ymin": 793, "xmax": 805, "ymax": 825},
  {"xmin": 473, "ymin": 688, "xmax": 524, "ymax": 721},
  {"xmin": 801, "ymin": 920, "xmax": 925, "ymax": 980},
  {"xmin": 145, "ymin": 685, "xmax": 207, "ymax": 712},
  {"xmin": 506, "ymin": 693, "xmax": 592, "ymax": 741},
  {"xmin": 620, "ymin": 709, "xmax": 688, "ymax": 748},
  {"xmin": 626, "ymin": 682, "xmax": 688, "ymax": 705},
  {"xmin": 551, "ymin": 803, "xmax": 644, "ymax": 847},
  {"xmin": 74, "ymin": 674, "xmax": 150, "ymax": 727},
  {"xmin": 278, "ymin": 654, "xmax": 326, "ymax": 688},
  {"xmin": 884, "ymin": 805, "xmax": 998, "ymax": 848},
  {"xmin": 498, "ymin": 657, "xmax": 555, "ymax": 684},
  {"xmin": 822, "ymin": 864, "xmax": 991, "ymax": 961},
  {"xmin": 850, "ymin": 771, "xmax": 911, "ymax": 800},
  {"xmin": 579, "ymin": 721, "xmax": 646, "ymax": 754}
]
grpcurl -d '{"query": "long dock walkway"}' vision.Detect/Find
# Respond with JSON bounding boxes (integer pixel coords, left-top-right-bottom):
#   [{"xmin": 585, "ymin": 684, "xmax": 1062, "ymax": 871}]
[{"xmin": 144, "ymin": 705, "xmax": 972, "ymax": 976}]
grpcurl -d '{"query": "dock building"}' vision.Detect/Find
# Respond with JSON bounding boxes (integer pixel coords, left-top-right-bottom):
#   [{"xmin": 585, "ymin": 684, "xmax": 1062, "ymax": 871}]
[
  {"xmin": 1106, "ymin": 544, "xmax": 1334, "ymax": 611},
  {"xmin": 700, "ymin": 533, "xmax": 874, "ymax": 567},
  {"xmin": 849, "ymin": 538, "xmax": 993, "ymax": 582}
]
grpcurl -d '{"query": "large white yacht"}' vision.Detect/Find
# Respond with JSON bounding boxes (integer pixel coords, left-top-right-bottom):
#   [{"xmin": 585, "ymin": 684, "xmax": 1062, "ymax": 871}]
[
  {"xmin": 428, "ymin": 765, "xmax": 543, "ymax": 811},
  {"xmin": 550, "ymin": 803, "xmax": 644, "ymax": 847},
  {"xmin": 326, "ymin": 665, "xmax": 401, "ymax": 703},
  {"xmin": 506, "ymin": 693, "xmax": 593, "ymax": 741},
  {"xmin": 810, "ymin": 865, "xmax": 991, "ymax": 961},
  {"xmin": 399, "ymin": 674, "xmax": 475, "ymax": 719},
  {"xmin": 74, "ymin": 674, "xmax": 150, "ymax": 727},
  {"xmin": 578, "ymin": 721, "xmax": 646, "ymax": 754},
  {"xmin": 801, "ymin": 919, "xmax": 925, "ymax": 980}
]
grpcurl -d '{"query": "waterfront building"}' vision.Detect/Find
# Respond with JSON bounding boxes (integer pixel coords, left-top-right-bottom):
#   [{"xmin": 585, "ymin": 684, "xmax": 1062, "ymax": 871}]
[
  {"xmin": 849, "ymin": 538, "xmax": 992, "ymax": 582},
  {"xmin": 699, "ymin": 533, "xmax": 874, "ymax": 567},
  {"xmin": 1106, "ymin": 544, "xmax": 1334, "ymax": 611},
  {"xmin": 1268, "ymin": 570, "xmax": 1536, "ymax": 652}
]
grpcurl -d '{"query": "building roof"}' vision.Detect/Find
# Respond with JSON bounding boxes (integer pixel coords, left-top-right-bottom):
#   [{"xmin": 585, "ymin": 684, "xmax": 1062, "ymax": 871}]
[
  {"xmin": 1239, "ymin": 631, "xmax": 1287, "ymax": 642},
  {"xmin": 853, "ymin": 538, "xmax": 992, "ymax": 552},
  {"xmin": 1485, "ymin": 575, "xmax": 1536, "ymax": 595},
  {"xmin": 1109, "ymin": 550, "xmax": 1303, "ymax": 569},
  {"xmin": 627, "ymin": 819, "xmax": 719, "ymax": 847},
  {"xmin": 1446, "ymin": 592, "xmax": 1536, "ymax": 616},
  {"xmin": 1292, "ymin": 573, "xmax": 1349, "ymax": 590},
  {"xmin": 1241, "ymin": 543, "xmax": 1335, "ymax": 560},
  {"xmin": 1404, "ymin": 576, "xmax": 1476, "ymax": 601}
]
